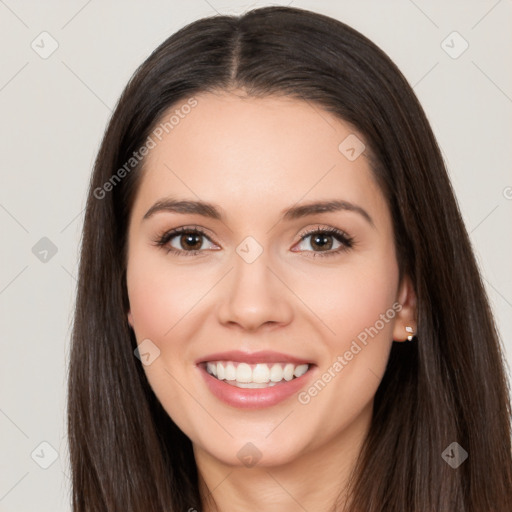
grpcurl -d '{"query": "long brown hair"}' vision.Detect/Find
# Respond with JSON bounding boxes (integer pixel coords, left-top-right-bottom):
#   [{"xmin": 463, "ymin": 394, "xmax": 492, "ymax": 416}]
[{"xmin": 67, "ymin": 6, "xmax": 512, "ymax": 511}]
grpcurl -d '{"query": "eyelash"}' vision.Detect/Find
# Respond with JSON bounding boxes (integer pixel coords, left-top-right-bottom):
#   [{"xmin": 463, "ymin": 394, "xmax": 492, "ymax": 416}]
[
  {"xmin": 295, "ymin": 225, "xmax": 355, "ymax": 258},
  {"xmin": 152, "ymin": 225, "xmax": 355, "ymax": 258}
]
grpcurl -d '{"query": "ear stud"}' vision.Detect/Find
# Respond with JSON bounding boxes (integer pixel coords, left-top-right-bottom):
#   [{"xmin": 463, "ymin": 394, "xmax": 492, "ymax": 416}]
[{"xmin": 405, "ymin": 326, "xmax": 414, "ymax": 342}]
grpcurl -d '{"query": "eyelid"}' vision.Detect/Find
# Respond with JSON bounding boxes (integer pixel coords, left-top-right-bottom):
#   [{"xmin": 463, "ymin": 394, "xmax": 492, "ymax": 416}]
[
  {"xmin": 296, "ymin": 224, "xmax": 351, "ymax": 240},
  {"xmin": 291, "ymin": 224, "xmax": 355, "ymax": 256},
  {"xmin": 152, "ymin": 225, "xmax": 219, "ymax": 255}
]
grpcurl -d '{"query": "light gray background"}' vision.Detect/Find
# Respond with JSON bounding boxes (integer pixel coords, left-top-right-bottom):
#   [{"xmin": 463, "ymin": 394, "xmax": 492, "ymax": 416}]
[{"xmin": 1, "ymin": 1, "xmax": 511, "ymax": 510}]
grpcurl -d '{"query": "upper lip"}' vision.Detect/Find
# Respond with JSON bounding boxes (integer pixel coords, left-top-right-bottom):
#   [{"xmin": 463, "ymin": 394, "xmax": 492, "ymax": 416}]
[{"xmin": 195, "ymin": 350, "xmax": 313, "ymax": 366}]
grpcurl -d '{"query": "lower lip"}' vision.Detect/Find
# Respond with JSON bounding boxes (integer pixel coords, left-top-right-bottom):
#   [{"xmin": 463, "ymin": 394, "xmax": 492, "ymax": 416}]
[{"xmin": 198, "ymin": 364, "xmax": 316, "ymax": 409}]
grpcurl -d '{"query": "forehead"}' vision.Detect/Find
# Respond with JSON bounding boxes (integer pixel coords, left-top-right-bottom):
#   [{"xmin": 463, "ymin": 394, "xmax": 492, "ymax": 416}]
[{"xmin": 133, "ymin": 91, "xmax": 387, "ymax": 225}]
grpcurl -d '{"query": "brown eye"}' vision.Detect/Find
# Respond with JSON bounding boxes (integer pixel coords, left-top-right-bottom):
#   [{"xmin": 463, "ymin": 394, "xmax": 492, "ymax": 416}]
[
  {"xmin": 293, "ymin": 227, "xmax": 354, "ymax": 257},
  {"xmin": 176, "ymin": 232, "xmax": 204, "ymax": 251},
  {"xmin": 154, "ymin": 227, "xmax": 218, "ymax": 256},
  {"xmin": 309, "ymin": 232, "xmax": 334, "ymax": 251}
]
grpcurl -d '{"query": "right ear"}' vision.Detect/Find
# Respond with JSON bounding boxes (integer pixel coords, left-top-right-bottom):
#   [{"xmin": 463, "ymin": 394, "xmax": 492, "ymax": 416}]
[
  {"xmin": 392, "ymin": 274, "xmax": 417, "ymax": 342},
  {"xmin": 127, "ymin": 311, "xmax": 134, "ymax": 329}
]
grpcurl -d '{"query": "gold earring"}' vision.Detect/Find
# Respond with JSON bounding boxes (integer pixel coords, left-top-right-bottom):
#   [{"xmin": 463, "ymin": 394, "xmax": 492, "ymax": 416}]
[{"xmin": 405, "ymin": 326, "xmax": 414, "ymax": 342}]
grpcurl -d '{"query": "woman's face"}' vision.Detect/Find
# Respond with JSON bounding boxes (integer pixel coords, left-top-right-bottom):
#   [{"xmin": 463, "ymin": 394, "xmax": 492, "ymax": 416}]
[{"xmin": 126, "ymin": 91, "xmax": 414, "ymax": 468}]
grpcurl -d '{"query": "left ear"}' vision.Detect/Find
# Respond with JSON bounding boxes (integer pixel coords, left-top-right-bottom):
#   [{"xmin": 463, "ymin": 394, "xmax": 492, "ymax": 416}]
[{"xmin": 392, "ymin": 274, "xmax": 418, "ymax": 342}]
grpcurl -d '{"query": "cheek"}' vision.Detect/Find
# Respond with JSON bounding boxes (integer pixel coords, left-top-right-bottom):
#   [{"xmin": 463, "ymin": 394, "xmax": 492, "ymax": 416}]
[
  {"xmin": 292, "ymin": 261, "xmax": 398, "ymax": 432},
  {"xmin": 346, "ymin": 269, "xmax": 397, "ymax": 339},
  {"xmin": 126, "ymin": 253, "xmax": 204, "ymax": 423},
  {"xmin": 127, "ymin": 271, "xmax": 174, "ymax": 340},
  {"xmin": 294, "ymin": 251, "xmax": 398, "ymax": 397},
  {"xmin": 294, "ymin": 256, "xmax": 399, "ymax": 344},
  {"xmin": 126, "ymin": 253, "xmax": 208, "ymax": 341}
]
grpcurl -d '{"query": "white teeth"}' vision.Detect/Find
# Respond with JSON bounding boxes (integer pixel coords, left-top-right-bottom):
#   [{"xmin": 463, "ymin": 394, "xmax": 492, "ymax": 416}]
[
  {"xmin": 225, "ymin": 362, "xmax": 236, "ymax": 380},
  {"xmin": 204, "ymin": 360, "xmax": 311, "ymax": 385},
  {"xmin": 206, "ymin": 362, "xmax": 217, "ymax": 376},
  {"xmin": 236, "ymin": 363, "xmax": 252, "ymax": 383},
  {"xmin": 252, "ymin": 363, "xmax": 270, "ymax": 383},
  {"xmin": 283, "ymin": 363, "xmax": 295, "ymax": 381},
  {"xmin": 294, "ymin": 364, "xmax": 308, "ymax": 378},
  {"xmin": 270, "ymin": 363, "xmax": 283, "ymax": 382},
  {"xmin": 216, "ymin": 362, "xmax": 225, "ymax": 380},
  {"xmin": 226, "ymin": 381, "xmax": 278, "ymax": 388}
]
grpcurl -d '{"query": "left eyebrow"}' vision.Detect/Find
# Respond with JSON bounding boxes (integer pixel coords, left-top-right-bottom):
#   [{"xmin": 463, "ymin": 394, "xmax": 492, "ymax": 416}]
[
  {"xmin": 142, "ymin": 197, "xmax": 375, "ymax": 229},
  {"xmin": 282, "ymin": 200, "xmax": 375, "ymax": 229}
]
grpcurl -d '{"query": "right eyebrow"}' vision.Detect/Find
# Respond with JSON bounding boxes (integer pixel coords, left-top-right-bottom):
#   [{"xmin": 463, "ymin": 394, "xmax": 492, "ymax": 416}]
[{"xmin": 143, "ymin": 199, "xmax": 222, "ymax": 221}]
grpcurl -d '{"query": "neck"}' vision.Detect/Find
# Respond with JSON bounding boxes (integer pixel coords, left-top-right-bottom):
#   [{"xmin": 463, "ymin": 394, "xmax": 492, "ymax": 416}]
[{"xmin": 195, "ymin": 401, "xmax": 372, "ymax": 512}]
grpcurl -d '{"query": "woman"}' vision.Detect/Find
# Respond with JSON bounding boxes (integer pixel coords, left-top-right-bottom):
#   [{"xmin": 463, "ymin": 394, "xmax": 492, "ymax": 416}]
[{"xmin": 67, "ymin": 6, "xmax": 512, "ymax": 511}]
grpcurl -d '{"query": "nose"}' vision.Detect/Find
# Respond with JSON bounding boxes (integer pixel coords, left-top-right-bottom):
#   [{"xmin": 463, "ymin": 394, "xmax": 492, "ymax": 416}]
[{"xmin": 216, "ymin": 249, "xmax": 294, "ymax": 332}]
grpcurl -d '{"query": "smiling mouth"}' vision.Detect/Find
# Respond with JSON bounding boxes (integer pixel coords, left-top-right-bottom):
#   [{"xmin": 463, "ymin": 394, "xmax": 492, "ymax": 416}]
[{"xmin": 202, "ymin": 360, "xmax": 312, "ymax": 388}]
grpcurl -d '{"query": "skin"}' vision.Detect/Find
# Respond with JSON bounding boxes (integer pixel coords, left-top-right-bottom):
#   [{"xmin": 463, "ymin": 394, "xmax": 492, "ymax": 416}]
[{"xmin": 125, "ymin": 90, "xmax": 417, "ymax": 512}]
